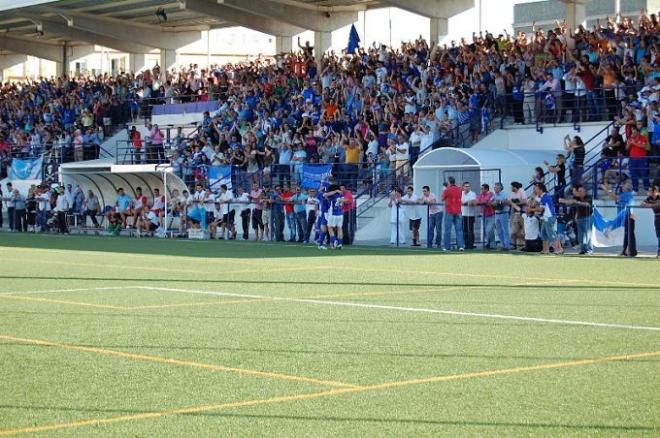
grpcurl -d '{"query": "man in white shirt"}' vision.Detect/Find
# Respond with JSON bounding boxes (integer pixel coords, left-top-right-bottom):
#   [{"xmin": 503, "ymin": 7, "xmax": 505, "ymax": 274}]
[
  {"xmin": 234, "ymin": 186, "xmax": 251, "ymax": 240},
  {"xmin": 36, "ymin": 186, "xmax": 51, "ymax": 232},
  {"xmin": 217, "ymin": 184, "xmax": 235, "ymax": 239},
  {"xmin": 395, "ymin": 133, "xmax": 410, "ymax": 181},
  {"xmin": 150, "ymin": 188, "xmax": 166, "ymax": 225},
  {"xmin": 54, "ymin": 186, "xmax": 69, "ymax": 234},
  {"xmin": 420, "ymin": 185, "xmax": 442, "ymax": 248},
  {"xmin": 461, "ymin": 182, "xmax": 478, "ymax": 249},
  {"xmin": 402, "ymin": 186, "xmax": 422, "ymax": 246}
]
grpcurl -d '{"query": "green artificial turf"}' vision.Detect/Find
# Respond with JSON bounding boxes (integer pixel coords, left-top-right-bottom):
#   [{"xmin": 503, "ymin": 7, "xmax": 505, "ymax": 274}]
[{"xmin": 0, "ymin": 233, "xmax": 658, "ymax": 436}]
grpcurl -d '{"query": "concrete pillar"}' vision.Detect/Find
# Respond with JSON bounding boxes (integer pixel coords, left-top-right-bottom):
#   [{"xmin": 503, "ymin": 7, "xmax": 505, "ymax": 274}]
[
  {"xmin": 61, "ymin": 41, "xmax": 69, "ymax": 77},
  {"xmin": 275, "ymin": 35, "xmax": 293, "ymax": 54},
  {"xmin": 314, "ymin": 31, "xmax": 331, "ymax": 71},
  {"xmin": 564, "ymin": 0, "xmax": 587, "ymax": 32},
  {"xmin": 159, "ymin": 48, "xmax": 176, "ymax": 80},
  {"xmin": 429, "ymin": 17, "xmax": 449, "ymax": 45},
  {"xmin": 129, "ymin": 53, "xmax": 146, "ymax": 74}
]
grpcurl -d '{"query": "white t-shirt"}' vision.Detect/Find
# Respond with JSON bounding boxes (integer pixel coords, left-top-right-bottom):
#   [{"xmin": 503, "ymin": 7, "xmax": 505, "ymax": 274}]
[
  {"xmin": 235, "ymin": 192, "xmax": 250, "ymax": 210},
  {"xmin": 402, "ymin": 194, "xmax": 421, "ymax": 220},
  {"xmin": 395, "ymin": 142, "xmax": 410, "ymax": 161},
  {"xmin": 461, "ymin": 191, "xmax": 477, "ymax": 216},
  {"xmin": 218, "ymin": 192, "xmax": 233, "ymax": 215},
  {"xmin": 203, "ymin": 193, "xmax": 215, "ymax": 213},
  {"xmin": 524, "ymin": 215, "xmax": 540, "ymax": 240},
  {"xmin": 151, "ymin": 195, "xmax": 165, "ymax": 211}
]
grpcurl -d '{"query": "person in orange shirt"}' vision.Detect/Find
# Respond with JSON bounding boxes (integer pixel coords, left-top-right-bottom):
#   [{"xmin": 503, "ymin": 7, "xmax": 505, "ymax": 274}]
[{"xmin": 626, "ymin": 125, "xmax": 651, "ymax": 192}]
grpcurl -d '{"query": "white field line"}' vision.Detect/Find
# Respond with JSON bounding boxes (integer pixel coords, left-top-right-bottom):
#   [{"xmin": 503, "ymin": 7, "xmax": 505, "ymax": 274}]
[
  {"xmin": 136, "ymin": 286, "xmax": 660, "ymax": 332},
  {"xmin": 0, "ymin": 286, "xmax": 132, "ymax": 296}
]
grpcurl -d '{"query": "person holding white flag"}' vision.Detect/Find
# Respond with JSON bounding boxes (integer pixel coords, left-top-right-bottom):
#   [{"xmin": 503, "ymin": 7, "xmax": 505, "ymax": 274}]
[{"xmin": 602, "ymin": 181, "xmax": 637, "ymax": 257}]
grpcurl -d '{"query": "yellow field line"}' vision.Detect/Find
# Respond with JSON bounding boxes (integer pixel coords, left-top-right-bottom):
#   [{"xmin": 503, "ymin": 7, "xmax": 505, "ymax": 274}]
[
  {"xmin": 0, "ymin": 295, "xmax": 127, "ymax": 310},
  {"xmin": 128, "ymin": 298, "xmax": 272, "ymax": 310},
  {"xmin": 1, "ymin": 349, "xmax": 657, "ymax": 436},
  {"xmin": 338, "ymin": 266, "xmax": 658, "ymax": 289},
  {"xmin": 0, "ymin": 335, "xmax": 359, "ymax": 390},
  {"xmin": 1, "ymin": 256, "xmax": 325, "ymax": 277}
]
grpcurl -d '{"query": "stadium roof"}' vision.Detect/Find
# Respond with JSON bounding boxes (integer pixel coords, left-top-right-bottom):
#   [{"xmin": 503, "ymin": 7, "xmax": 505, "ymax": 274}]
[{"xmin": 0, "ymin": 0, "xmax": 474, "ymax": 61}]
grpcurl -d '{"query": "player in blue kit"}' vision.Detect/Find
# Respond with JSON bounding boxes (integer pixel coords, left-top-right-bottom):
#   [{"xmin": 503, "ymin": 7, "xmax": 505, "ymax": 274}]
[
  {"xmin": 316, "ymin": 183, "xmax": 331, "ymax": 250},
  {"xmin": 325, "ymin": 184, "xmax": 344, "ymax": 249}
]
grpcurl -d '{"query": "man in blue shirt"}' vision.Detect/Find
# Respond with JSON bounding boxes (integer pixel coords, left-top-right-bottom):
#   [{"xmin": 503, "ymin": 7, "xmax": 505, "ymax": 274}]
[
  {"xmin": 491, "ymin": 183, "xmax": 511, "ymax": 250},
  {"xmin": 292, "ymin": 186, "xmax": 308, "ymax": 243},
  {"xmin": 606, "ymin": 180, "xmax": 637, "ymax": 257},
  {"xmin": 316, "ymin": 183, "xmax": 331, "ymax": 249},
  {"xmin": 115, "ymin": 187, "xmax": 132, "ymax": 228},
  {"xmin": 533, "ymin": 183, "xmax": 563, "ymax": 255},
  {"xmin": 324, "ymin": 184, "xmax": 344, "ymax": 249}
]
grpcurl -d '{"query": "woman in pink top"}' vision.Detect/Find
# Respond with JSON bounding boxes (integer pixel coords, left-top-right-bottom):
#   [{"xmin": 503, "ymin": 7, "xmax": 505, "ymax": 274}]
[
  {"xmin": 73, "ymin": 129, "xmax": 84, "ymax": 161},
  {"xmin": 150, "ymin": 124, "xmax": 164, "ymax": 163}
]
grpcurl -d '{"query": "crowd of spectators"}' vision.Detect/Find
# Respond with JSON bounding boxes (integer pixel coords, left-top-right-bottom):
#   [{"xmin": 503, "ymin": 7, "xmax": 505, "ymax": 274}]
[{"xmin": 3, "ymin": 8, "xmax": 660, "ymax": 253}]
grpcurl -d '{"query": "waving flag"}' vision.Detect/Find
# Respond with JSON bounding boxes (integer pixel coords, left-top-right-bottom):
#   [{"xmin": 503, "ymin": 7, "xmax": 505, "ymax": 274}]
[
  {"xmin": 347, "ymin": 24, "xmax": 360, "ymax": 54},
  {"xmin": 591, "ymin": 207, "xmax": 626, "ymax": 247},
  {"xmin": 9, "ymin": 157, "xmax": 43, "ymax": 180},
  {"xmin": 302, "ymin": 164, "xmax": 332, "ymax": 190},
  {"xmin": 208, "ymin": 165, "xmax": 232, "ymax": 190}
]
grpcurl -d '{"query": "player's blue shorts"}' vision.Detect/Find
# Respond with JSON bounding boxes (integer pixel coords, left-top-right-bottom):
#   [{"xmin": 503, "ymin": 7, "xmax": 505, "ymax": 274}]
[{"xmin": 318, "ymin": 212, "xmax": 328, "ymax": 227}]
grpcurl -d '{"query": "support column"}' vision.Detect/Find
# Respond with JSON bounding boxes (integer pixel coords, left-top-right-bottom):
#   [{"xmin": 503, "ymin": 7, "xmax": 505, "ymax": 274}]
[
  {"xmin": 159, "ymin": 48, "xmax": 176, "ymax": 80},
  {"xmin": 275, "ymin": 35, "xmax": 293, "ymax": 54},
  {"xmin": 564, "ymin": 0, "xmax": 587, "ymax": 32},
  {"xmin": 429, "ymin": 17, "xmax": 449, "ymax": 45},
  {"xmin": 314, "ymin": 31, "xmax": 331, "ymax": 72},
  {"xmin": 129, "ymin": 53, "xmax": 146, "ymax": 74},
  {"xmin": 60, "ymin": 41, "xmax": 69, "ymax": 77}
]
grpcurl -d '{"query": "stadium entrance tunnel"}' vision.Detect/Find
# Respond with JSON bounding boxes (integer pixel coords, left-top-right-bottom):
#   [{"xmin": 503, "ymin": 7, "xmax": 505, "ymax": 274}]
[
  {"xmin": 413, "ymin": 147, "xmax": 558, "ymax": 190},
  {"xmin": 60, "ymin": 160, "xmax": 187, "ymax": 211}
]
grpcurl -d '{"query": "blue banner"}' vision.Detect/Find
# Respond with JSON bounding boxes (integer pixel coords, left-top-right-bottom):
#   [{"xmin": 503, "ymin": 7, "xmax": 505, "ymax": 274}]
[
  {"xmin": 208, "ymin": 165, "xmax": 232, "ymax": 190},
  {"xmin": 302, "ymin": 164, "xmax": 332, "ymax": 189},
  {"xmin": 9, "ymin": 157, "xmax": 43, "ymax": 180}
]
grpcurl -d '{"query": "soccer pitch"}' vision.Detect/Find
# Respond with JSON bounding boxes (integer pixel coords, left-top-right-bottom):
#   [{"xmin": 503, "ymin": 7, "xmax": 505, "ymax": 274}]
[{"xmin": 0, "ymin": 234, "xmax": 658, "ymax": 436}]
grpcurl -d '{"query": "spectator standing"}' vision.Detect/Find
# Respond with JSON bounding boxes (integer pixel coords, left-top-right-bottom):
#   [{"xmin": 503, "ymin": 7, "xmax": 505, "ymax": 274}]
[
  {"xmin": 564, "ymin": 135, "xmax": 586, "ymax": 184},
  {"xmin": 83, "ymin": 190, "xmax": 101, "ymax": 228},
  {"xmin": 235, "ymin": 186, "xmax": 251, "ymax": 240},
  {"xmin": 442, "ymin": 177, "xmax": 464, "ymax": 251},
  {"xmin": 477, "ymin": 183, "xmax": 496, "ymax": 249},
  {"xmin": 36, "ymin": 186, "xmax": 51, "ymax": 232},
  {"xmin": 151, "ymin": 124, "xmax": 165, "ymax": 163},
  {"xmin": 292, "ymin": 186, "xmax": 308, "ymax": 243},
  {"xmin": 130, "ymin": 126, "xmax": 142, "ymax": 164},
  {"xmin": 340, "ymin": 184, "xmax": 355, "ymax": 245},
  {"xmin": 5, "ymin": 182, "xmax": 14, "ymax": 230},
  {"xmin": 53, "ymin": 186, "xmax": 69, "ymax": 234},
  {"xmin": 626, "ymin": 125, "xmax": 651, "ymax": 193},
  {"xmin": 508, "ymin": 182, "xmax": 527, "ymax": 250},
  {"xmin": 560, "ymin": 185, "xmax": 593, "ymax": 254},
  {"xmin": 533, "ymin": 183, "xmax": 563, "ymax": 255},
  {"xmin": 640, "ymin": 184, "xmax": 659, "ymax": 257},
  {"xmin": 421, "ymin": 185, "xmax": 442, "ymax": 249},
  {"xmin": 271, "ymin": 185, "xmax": 285, "ymax": 241},
  {"xmin": 402, "ymin": 186, "xmax": 421, "ymax": 247},
  {"xmin": 11, "ymin": 189, "xmax": 27, "ymax": 232},
  {"xmin": 491, "ymin": 182, "xmax": 512, "ymax": 251},
  {"xmin": 249, "ymin": 183, "xmax": 264, "ymax": 241},
  {"xmin": 305, "ymin": 188, "xmax": 319, "ymax": 244},
  {"xmin": 543, "ymin": 154, "xmax": 567, "ymax": 197},
  {"xmin": 280, "ymin": 184, "xmax": 296, "ymax": 242},
  {"xmin": 605, "ymin": 180, "xmax": 637, "ymax": 257},
  {"xmin": 389, "ymin": 187, "xmax": 406, "ymax": 245},
  {"xmin": 461, "ymin": 182, "xmax": 477, "ymax": 249}
]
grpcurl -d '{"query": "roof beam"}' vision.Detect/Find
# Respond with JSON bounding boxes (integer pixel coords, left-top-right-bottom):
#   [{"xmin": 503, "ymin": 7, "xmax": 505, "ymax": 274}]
[
  {"xmin": 180, "ymin": 0, "xmax": 304, "ymax": 36},
  {"xmin": 221, "ymin": 0, "xmax": 357, "ymax": 32},
  {"xmin": 34, "ymin": 8, "xmax": 201, "ymax": 49},
  {"xmin": 378, "ymin": 0, "xmax": 474, "ymax": 18},
  {"xmin": 18, "ymin": 16, "xmax": 155, "ymax": 53},
  {"xmin": 0, "ymin": 36, "xmax": 63, "ymax": 62}
]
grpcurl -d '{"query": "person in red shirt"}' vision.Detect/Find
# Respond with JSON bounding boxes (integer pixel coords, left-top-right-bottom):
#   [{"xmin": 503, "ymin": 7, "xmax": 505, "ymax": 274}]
[
  {"xmin": 280, "ymin": 185, "xmax": 296, "ymax": 241},
  {"xmin": 130, "ymin": 126, "xmax": 142, "ymax": 164},
  {"xmin": 340, "ymin": 184, "xmax": 355, "ymax": 245},
  {"xmin": 626, "ymin": 125, "xmax": 651, "ymax": 192},
  {"xmin": 441, "ymin": 176, "xmax": 465, "ymax": 251}
]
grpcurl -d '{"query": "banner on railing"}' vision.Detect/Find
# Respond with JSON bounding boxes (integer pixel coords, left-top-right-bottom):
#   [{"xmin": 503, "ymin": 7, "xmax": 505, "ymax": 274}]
[
  {"xmin": 208, "ymin": 165, "xmax": 232, "ymax": 189},
  {"xmin": 301, "ymin": 164, "xmax": 332, "ymax": 189},
  {"xmin": 9, "ymin": 157, "xmax": 43, "ymax": 180},
  {"xmin": 591, "ymin": 207, "xmax": 625, "ymax": 247}
]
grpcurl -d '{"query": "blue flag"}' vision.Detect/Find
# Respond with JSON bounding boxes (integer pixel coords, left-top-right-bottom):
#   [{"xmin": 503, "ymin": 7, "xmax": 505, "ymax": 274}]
[
  {"xmin": 208, "ymin": 165, "xmax": 232, "ymax": 190},
  {"xmin": 9, "ymin": 157, "xmax": 43, "ymax": 180},
  {"xmin": 302, "ymin": 164, "xmax": 332, "ymax": 190},
  {"xmin": 591, "ymin": 207, "xmax": 626, "ymax": 247},
  {"xmin": 347, "ymin": 24, "xmax": 360, "ymax": 54}
]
